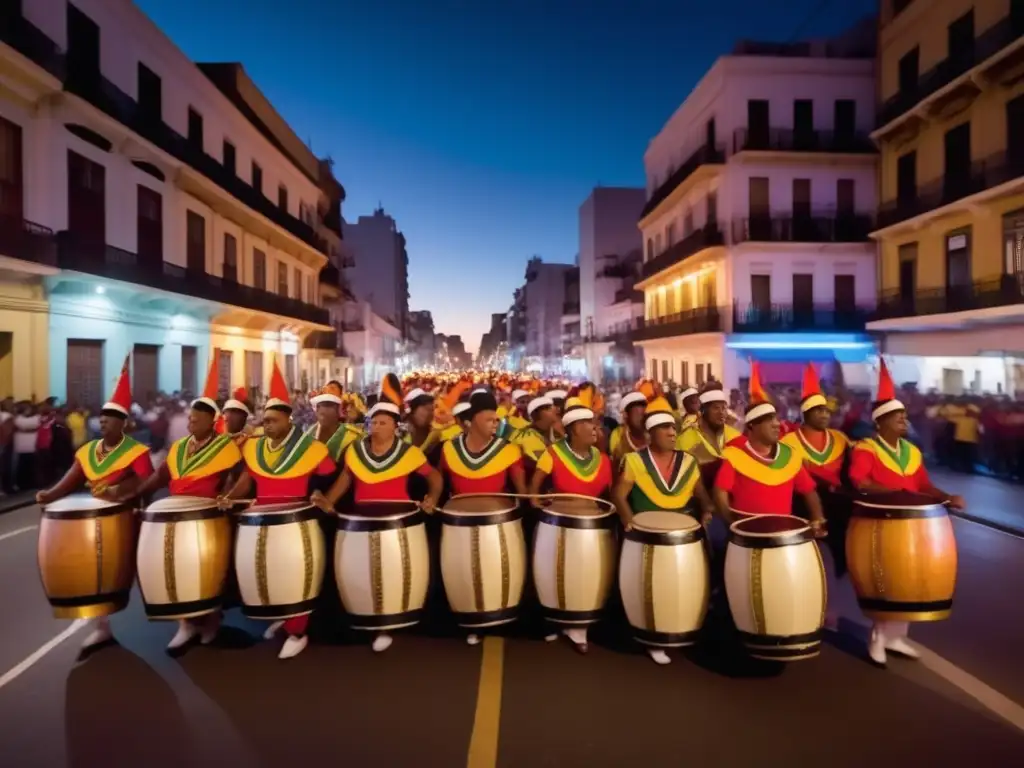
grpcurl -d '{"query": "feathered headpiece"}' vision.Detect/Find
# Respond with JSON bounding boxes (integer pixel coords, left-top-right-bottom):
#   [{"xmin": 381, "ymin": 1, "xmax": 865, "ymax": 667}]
[
  {"xmin": 569, "ymin": 382, "xmax": 605, "ymax": 416},
  {"xmin": 311, "ymin": 380, "xmax": 344, "ymax": 407},
  {"xmin": 744, "ymin": 360, "xmax": 775, "ymax": 424},
  {"xmin": 644, "ymin": 396, "xmax": 675, "ymax": 431},
  {"xmin": 433, "ymin": 377, "xmax": 473, "ymax": 427},
  {"xmin": 799, "ymin": 363, "xmax": 828, "ymax": 414},
  {"xmin": 368, "ymin": 373, "xmax": 403, "ymax": 420},
  {"xmin": 635, "ymin": 378, "xmax": 662, "ymax": 403}
]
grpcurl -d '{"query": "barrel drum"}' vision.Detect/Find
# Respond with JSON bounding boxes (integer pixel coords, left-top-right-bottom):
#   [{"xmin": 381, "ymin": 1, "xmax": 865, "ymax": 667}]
[
  {"xmin": 234, "ymin": 503, "xmax": 326, "ymax": 620},
  {"xmin": 335, "ymin": 502, "xmax": 430, "ymax": 631},
  {"xmin": 619, "ymin": 511, "xmax": 709, "ymax": 648},
  {"xmin": 846, "ymin": 492, "xmax": 957, "ymax": 622},
  {"xmin": 440, "ymin": 495, "xmax": 527, "ymax": 628},
  {"xmin": 136, "ymin": 496, "xmax": 233, "ymax": 620},
  {"xmin": 532, "ymin": 498, "xmax": 617, "ymax": 626},
  {"xmin": 725, "ymin": 515, "xmax": 826, "ymax": 661},
  {"xmin": 38, "ymin": 495, "xmax": 137, "ymax": 619}
]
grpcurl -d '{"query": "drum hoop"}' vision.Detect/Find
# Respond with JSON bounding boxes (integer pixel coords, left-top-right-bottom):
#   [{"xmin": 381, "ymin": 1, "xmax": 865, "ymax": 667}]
[
  {"xmin": 632, "ymin": 510, "xmax": 701, "ymax": 535},
  {"xmin": 625, "ymin": 524, "xmax": 704, "ymax": 546},
  {"xmin": 237, "ymin": 503, "xmax": 317, "ymax": 525},
  {"xmin": 42, "ymin": 493, "xmax": 123, "ymax": 513},
  {"xmin": 538, "ymin": 494, "xmax": 615, "ymax": 515},
  {"xmin": 242, "ymin": 502, "xmax": 315, "ymax": 516},
  {"xmin": 145, "ymin": 495, "xmax": 220, "ymax": 513},
  {"xmin": 852, "ymin": 500, "xmax": 945, "ymax": 512},
  {"xmin": 728, "ymin": 514, "xmax": 810, "ymax": 536},
  {"xmin": 442, "ymin": 493, "xmax": 519, "ymax": 516}
]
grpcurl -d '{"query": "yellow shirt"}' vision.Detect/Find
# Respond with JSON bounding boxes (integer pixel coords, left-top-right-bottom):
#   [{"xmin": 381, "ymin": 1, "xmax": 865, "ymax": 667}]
[
  {"xmin": 511, "ymin": 426, "xmax": 549, "ymax": 462},
  {"xmin": 952, "ymin": 408, "xmax": 980, "ymax": 443},
  {"xmin": 67, "ymin": 411, "xmax": 87, "ymax": 448},
  {"xmin": 676, "ymin": 423, "xmax": 741, "ymax": 461}
]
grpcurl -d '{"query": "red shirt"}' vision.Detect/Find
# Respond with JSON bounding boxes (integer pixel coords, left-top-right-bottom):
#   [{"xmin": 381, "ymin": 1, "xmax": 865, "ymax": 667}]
[
  {"xmin": 345, "ymin": 437, "xmax": 432, "ymax": 503},
  {"xmin": 535, "ymin": 442, "xmax": 612, "ymax": 498},
  {"xmin": 440, "ymin": 436, "xmax": 525, "ymax": 496},
  {"xmin": 168, "ymin": 473, "xmax": 223, "ymax": 498},
  {"xmin": 716, "ymin": 436, "xmax": 815, "ymax": 515},
  {"xmin": 848, "ymin": 437, "xmax": 930, "ymax": 493}
]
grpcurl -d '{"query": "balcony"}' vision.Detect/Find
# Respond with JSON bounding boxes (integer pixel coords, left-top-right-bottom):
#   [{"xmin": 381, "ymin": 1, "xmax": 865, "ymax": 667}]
[
  {"xmin": 632, "ymin": 307, "xmax": 723, "ymax": 342},
  {"xmin": 640, "ymin": 143, "xmax": 726, "ymax": 220},
  {"xmin": 731, "ymin": 214, "xmax": 873, "ymax": 244},
  {"xmin": 303, "ymin": 330, "xmax": 339, "ymax": 352},
  {"xmin": 52, "ymin": 233, "xmax": 329, "ymax": 325},
  {"xmin": 873, "ymin": 274, "xmax": 1024, "ymax": 322},
  {"xmin": 614, "ymin": 287, "xmax": 643, "ymax": 304},
  {"xmin": 562, "ymin": 301, "xmax": 580, "ymax": 315},
  {"xmin": 876, "ymin": 149, "xmax": 1024, "ymax": 230},
  {"xmin": 0, "ymin": 215, "xmax": 57, "ymax": 266},
  {"xmin": 0, "ymin": 9, "xmax": 65, "ymax": 80},
  {"xmin": 641, "ymin": 225, "xmax": 724, "ymax": 280},
  {"xmin": 877, "ymin": 10, "xmax": 1024, "ymax": 131},
  {"xmin": 732, "ymin": 302, "xmax": 869, "ymax": 333},
  {"xmin": 732, "ymin": 127, "xmax": 875, "ymax": 155},
  {"xmin": 61, "ymin": 68, "xmax": 327, "ymax": 256}
]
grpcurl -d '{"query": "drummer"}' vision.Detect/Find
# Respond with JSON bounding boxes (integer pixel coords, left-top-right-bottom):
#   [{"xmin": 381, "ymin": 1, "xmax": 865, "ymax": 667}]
[
  {"xmin": 608, "ymin": 390, "xmax": 648, "ymax": 465},
  {"xmin": 511, "ymin": 395, "xmax": 558, "ymax": 465},
  {"xmin": 309, "ymin": 381, "xmax": 360, "ymax": 465},
  {"xmin": 848, "ymin": 359, "xmax": 965, "ymax": 667},
  {"xmin": 439, "ymin": 389, "xmax": 528, "ymax": 646},
  {"xmin": 404, "ymin": 380, "xmax": 469, "ymax": 459},
  {"xmin": 219, "ymin": 361, "xmax": 336, "ymax": 660},
  {"xmin": 501, "ymin": 388, "xmax": 531, "ymax": 431},
  {"xmin": 611, "ymin": 395, "xmax": 712, "ymax": 666},
  {"xmin": 126, "ymin": 385, "xmax": 243, "ymax": 652},
  {"xmin": 712, "ymin": 363, "xmax": 825, "ymax": 529},
  {"xmin": 312, "ymin": 374, "xmax": 443, "ymax": 653},
  {"xmin": 677, "ymin": 387, "xmax": 699, "ymax": 430},
  {"xmin": 221, "ymin": 387, "xmax": 253, "ymax": 446},
  {"xmin": 677, "ymin": 386, "xmax": 741, "ymax": 469},
  {"xmin": 528, "ymin": 394, "xmax": 613, "ymax": 653},
  {"xmin": 36, "ymin": 358, "xmax": 154, "ymax": 657}
]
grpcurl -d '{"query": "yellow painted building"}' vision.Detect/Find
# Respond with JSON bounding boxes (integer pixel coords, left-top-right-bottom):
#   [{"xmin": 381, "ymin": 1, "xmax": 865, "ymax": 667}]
[
  {"xmin": 0, "ymin": 270, "xmax": 50, "ymax": 401},
  {"xmin": 870, "ymin": 0, "xmax": 1024, "ymax": 395}
]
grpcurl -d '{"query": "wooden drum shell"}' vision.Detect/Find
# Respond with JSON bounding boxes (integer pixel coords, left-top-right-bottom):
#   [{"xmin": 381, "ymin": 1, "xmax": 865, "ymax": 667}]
[
  {"xmin": 136, "ymin": 498, "xmax": 233, "ymax": 620},
  {"xmin": 234, "ymin": 504, "xmax": 326, "ymax": 620},
  {"xmin": 846, "ymin": 494, "xmax": 957, "ymax": 622},
  {"xmin": 334, "ymin": 503, "xmax": 431, "ymax": 631},
  {"xmin": 618, "ymin": 511, "xmax": 710, "ymax": 648},
  {"xmin": 38, "ymin": 495, "xmax": 136, "ymax": 619},
  {"xmin": 725, "ymin": 515, "xmax": 826, "ymax": 661},
  {"xmin": 440, "ymin": 496, "xmax": 527, "ymax": 628},
  {"xmin": 531, "ymin": 500, "xmax": 617, "ymax": 626}
]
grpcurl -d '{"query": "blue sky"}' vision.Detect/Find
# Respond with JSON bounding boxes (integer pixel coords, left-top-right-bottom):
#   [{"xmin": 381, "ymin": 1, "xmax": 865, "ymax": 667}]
[{"xmin": 136, "ymin": 0, "xmax": 876, "ymax": 352}]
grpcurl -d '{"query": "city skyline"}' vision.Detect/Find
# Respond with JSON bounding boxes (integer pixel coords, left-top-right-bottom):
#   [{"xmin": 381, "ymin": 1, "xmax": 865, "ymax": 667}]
[{"xmin": 137, "ymin": 0, "xmax": 877, "ymax": 352}]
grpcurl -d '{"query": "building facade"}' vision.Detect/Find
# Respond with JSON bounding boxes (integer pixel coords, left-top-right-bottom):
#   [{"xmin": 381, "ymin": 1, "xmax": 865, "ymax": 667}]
[
  {"xmin": 338, "ymin": 299, "xmax": 401, "ymax": 390},
  {"xmin": 869, "ymin": 0, "xmax": 1024, "ymax": 396},
  {"xmin": 344, "ymin": 207, "xmax": 410, "ymax": 337},
  {"xmin": 477, "ymin": 312, "xmax": 508, "ymax": 367},
  {"xmin": 407, "ymin": 309, "xmax": 436, "ymax": 368},
  {"xmin": 520, "ymin": 257, "xmax": 574, "ymax": 372},
  {"xmin": 635, "ymin": 24, "xmax": 879, "ymax": 390},
  {"xmin": 0, "ymin": 0, "xmax": 342, "ymax": 406}
]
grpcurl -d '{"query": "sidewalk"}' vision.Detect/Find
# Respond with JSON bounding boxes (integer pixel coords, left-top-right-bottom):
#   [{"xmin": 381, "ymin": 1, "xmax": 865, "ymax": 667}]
[
  {"xmin": 0, "ymin": 491, "xmax": 36, "ymax": 515},
  {"xmin": 930, "ymin": 469, "xmax": 1024, "ymax": 537}
]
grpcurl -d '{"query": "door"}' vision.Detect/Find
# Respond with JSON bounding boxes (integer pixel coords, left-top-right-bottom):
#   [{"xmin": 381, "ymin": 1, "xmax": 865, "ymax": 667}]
[
  {"xmin": 751, "ymin": 275, "xmax": 772, "ymax": 322},
  {"xmin": 1007, "ymin": 94, "xmax": 1024, "ymax": 170},
  {"xmin": 136, "ymin": 185, "xmax": 162, "ymax": 263},
  {"xmin": 244, "ymin": 350, "xmax": 263, "ymax": 392},
  {"xmin": 186, "ymin": 210, "xmax": 206, "ymax": 273},
  {"xmin": 67, "ymin": 151, "xmax": 105, "ymax": 244},
  {"xmin": 0, "ymin": 115, "xmax": 23, "ymax": 221},
  {"xmin": 899, "ymin": 245, "xmax": 917, "ymax": 306},
  {"xmin": 793, "ymin": 100, "xmax": 814, "ymax": 149},
  {"xmin": 898, "ymin": 47, "xmax": 919, "ymax": 95},
  {"xmin": 285, "ymin": 354, "xmax": 297, "ymax": 389},
  {"xmin": 943, "ymin": 122, "xmax": 971, "ymax": 199},
  {"xmin": 897, "ymin": 151, "xmax": 917, "ymax": 205},
  {"xmin": 792, "ymin": 274, "xmax": 814, "ymax": 323},
  {"xmin": 181, "ymin": 345, "xmax": 197, "ymax": 393},
  {"xmin": 748, "ymin": 178, "xmax": 771, "ymax": 239},
  {"xmin": 67, "ymin": 4, "xmax": 100, "ymax": 79},
  {"xmin": 792, "ymin": 179, "xmax": 812, "ymax": 239},
  {"xmin": 837, "ymin": 179, "xmax": 855, "ymax": 217},
  {"xmin": 947, "ymin": 10, "xmax": 974, "ymax": 64},
  {"xmin": 942, "ymin": 368, "xmax": 965, "ymax": 396},
  {"xmin": 834, "ymin": 274, "xmax": 856, "ymax": 313},
  {"xmin": 747, "ymin": 100, "xmax": 770, "ymax": 148},
  {"xmin": 834, "ymin": 100, "xmax": 856, "ymax": 145},
  {"xmin": 706, "ymin": 118, "xmax": 716, "ymax": 149},
  {"xmin": 0, "ymin": 332, "xmax": 12, "ymax": 399},
  {"xmin": 217, "ymin": 349, "xmax": 233, "ymax": 395},
  {"xmin": 66, "ymin": 340, "xmax": 103, "ymax": 409},
  {"xmin": 132, "ymin": 344, "xmax": 159, "ymax": 402},
  {"xmin": 946, "ymin": 231, "xmax": 972, "ymax": 309}
]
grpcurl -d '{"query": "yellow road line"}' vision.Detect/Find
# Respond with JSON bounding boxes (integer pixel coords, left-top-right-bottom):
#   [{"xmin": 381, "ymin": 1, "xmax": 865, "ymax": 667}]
[{"xmin": 466, "ymin": 636, "xmax": 505, "ymax": 768}]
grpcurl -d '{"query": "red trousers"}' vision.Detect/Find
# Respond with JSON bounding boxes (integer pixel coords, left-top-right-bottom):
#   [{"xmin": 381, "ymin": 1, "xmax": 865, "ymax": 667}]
[{"xmin": 283, "ymin": 614, "xmax": 310, "ymax": 636}]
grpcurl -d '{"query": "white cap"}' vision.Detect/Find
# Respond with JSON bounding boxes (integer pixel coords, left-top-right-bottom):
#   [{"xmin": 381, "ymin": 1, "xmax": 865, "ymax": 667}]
[
  {"xmin": 311, "ymin": 392, "xmax": 343, "ymax": 406},
  {"xmin": 452, "ymin": 402, "xmax": 471, "ymax": 417},
  {"xmin": 403, "ymin": 387, "xmax": 432, "ymax": 403},
  {"xmin": 547, "ymin": 389, "xmax": 567, "ymax": 400},
  {"xmin": 561, "ymin": 407, "xmax": 594, "ymax": 427},
  {"xmin": 871, "ymin": 399, "xmax": 906, "ymax": 421},
  {"xmin": 645, "ymin": 412, "xmax": 676, "ymax": 430},
  {"xmin": 368, "ymin": 401, "xmax": 401, "ymax": 419},
  {"xmin": 511, "ymin": 389, "xmax": 529, "ymax": 402},
  {"xmin": 699, "ymin": 389, "xmax": 727, "ymax": 406},
  {"xmin": 744, "ymin": 403, "xmax": 777, "ymax": 424},
  {"xmin": 620, "ymin": 392, "xmax": 647, "ymax": 410},
  {"xmin": 190, "ymin": 396, "xmax": 220, "ymax": 415},
  {"xmin": 223, "ymin": 399, "xmax": 251, "ymax": 415},
  {"xmin": 527, "ymin": 396, "xmax": 554, "ymax": 417},
  {"xmin": 680, "ymin": 388, "xmax": 698, "ymax": 400}
]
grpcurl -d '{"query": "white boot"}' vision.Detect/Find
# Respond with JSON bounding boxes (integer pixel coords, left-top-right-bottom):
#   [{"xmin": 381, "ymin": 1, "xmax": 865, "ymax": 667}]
[
  {"xmin": 263, "ymin": 620, "xmax": 284, "ymax": 640},
  {"xmin": 544, "ymin": 632, "xmax": 559, "ymax": 642},
  {"xmin": 80, "ymin": 617, "xmax": 113, "ymax": 651},
  {"xmin": 466, "ymin": 633, "xmax": 481, "ymax": 646},
  {"xmin": 868, "ymin": 623, "xmax": 888, "ymax": 667},
  {"xmin": 167, "ymin": 620, "xmax": 197, "ymax": 651},
  {"xmin": 647, "ymin": 649, "xmax": 671, "ymax": 666},
  {"xmin": 199, "ymin": 612, "xmax": 221, "ymax": 645},
  {"xmin": 372, "ymin": 633, "xmax": 393, "ymax": 653},
  {"xmin": 278, "ymin": 634, "xmax": 308, "ymax": 660},
  {"xmin": 564, "ymin": 627, "xmax": 588, "ymax": 652},
  {"xmin": 883, "ymin": 622, "xmax": 919, "ymax": 659}
]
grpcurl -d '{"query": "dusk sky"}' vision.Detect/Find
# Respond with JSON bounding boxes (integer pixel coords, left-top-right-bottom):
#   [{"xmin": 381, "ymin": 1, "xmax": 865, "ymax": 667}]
[{"xmin": 136, "ymin": 0, "xmax": 875, "ymax": 353}]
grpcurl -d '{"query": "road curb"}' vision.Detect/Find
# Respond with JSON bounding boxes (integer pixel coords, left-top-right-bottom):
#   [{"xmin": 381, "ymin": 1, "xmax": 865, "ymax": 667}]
[
  {"xmin": 949, "ymin": 510, "xmax": 1024, "ymax": 539},
  {"xmin": 0, "ymin": 498, "xmax": 35, "ymax": 516}
]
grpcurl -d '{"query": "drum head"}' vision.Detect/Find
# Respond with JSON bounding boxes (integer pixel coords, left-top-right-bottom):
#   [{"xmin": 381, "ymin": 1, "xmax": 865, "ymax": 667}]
[
  {"xmin": 242, "ymin": 501, "xmax": 314, "ymax": 517},
  {"xmin": 546, "ymin": 498, "xmax": 613, "ymax": 519},
  {"xmin": 146, "ymin": 495, "xmax": 219, "ymax": 513},
  {"xmin": 344, "ymin": 501, "xmax": 420, "ymax": 520},
  {"xmin": 730, "ymin": 514, "xmax": 808, "ymax": 537},
  {"xmin": 854, "ymin": 490, "xmax": 939, "ymax": 510},
  {"xmin": 443, "ymin": 495, "xmax": 516, "ymax": 516},
  {"xmin": 632, "ymin": 510, "xmax": 699, "ymax": 533},
  {"xmin": 43, "ymin": 494, "xmax": 122, "ymax": 513}
]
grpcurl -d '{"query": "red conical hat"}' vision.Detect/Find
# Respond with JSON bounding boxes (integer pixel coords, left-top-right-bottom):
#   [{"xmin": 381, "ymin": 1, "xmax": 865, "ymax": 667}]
[
  {"xmin": 224, "ymin": 386, "xmax": 251, "ymax": 415},
  {"xmin": 191, "ymin": 355, "xmax": 220, "ymax": 414},
  {"xmin": 871, "ymin": 358, "xmax": 904, "ymax": 421},
  {"xmin": 744, "ymin": 360, "xmax": 776, "ymax": 424},
  {"xmin": 799, "ymin": 363, "xmax": 828, "ymax": 414},
  {"xmin": 265, "ymin": 359, "xmax": 292, "ymax": 412},
  {"xmin": 102, "ymin": 355, "xmax": 132, "ymax": 417}
]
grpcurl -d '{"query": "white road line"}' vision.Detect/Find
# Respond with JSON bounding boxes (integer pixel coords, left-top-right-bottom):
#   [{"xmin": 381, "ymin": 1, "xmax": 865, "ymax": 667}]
[
  {"xmin": 0, "ymin": 620, "xmax": 86, "ymax": 691},
  {"xmin": 914, "ymin": 642, "xmax": 1024, "ymax": 733},
  {"xmin": 0, "ymin": 525, "xmax": 37, "ymax": 543}
]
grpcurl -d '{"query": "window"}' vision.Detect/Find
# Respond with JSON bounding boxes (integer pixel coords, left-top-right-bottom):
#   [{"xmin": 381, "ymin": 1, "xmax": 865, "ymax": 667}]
[
  {"xmin": 897, "ymin": 151, "xmax": 917, "ymax": 204},
  {"xmin": 837, "ymin": 179, "xmax": 855, "ymax": 216},
  {"xmin": 293, "ymin": 266, "xmax": 301, "ymax": 299},
  {"xmin": 277, "ymin": 262, "xmax": 288, "ymax": 295},
  {"xmin": 666, "ymin": 221, "xmax": 677, "ymax": 247},
  {"xmin": 943, "ymin": 122, "xmax": 971, "ymax": 193},
  {"xmin": 793, "ymin": 100, "xmax": 814, "ymax": 147},
  {"xmin": 792, "ymin": 273, "xmax": 813, "ymax": 314},
  {"xmin": 67, "ymin": 4, "xmax": 100, "ymax": 77},
  {"xmin": 186, "ymin": 210, "xmax": 205, "ymax": 273},
  {"xmin": 187, "ymin": 108, "xmax": 203, "ymax": 150},
  {"xmin": 792, "ymin": 178, "xmax": 811, "ymax": 219},
  {"xmin": 137, "ymin": 63, "xmax": 161, "ymax": 123},
  {"xmin": 67, "ymin": 150, "xmax": 105, "ymax": 243},
  {"xmin": 278, "ymin": 184, "xmax": 288, "ymax": 212},
  {"xmin": 898, "ymin": 243, "xmax": 917, "ymax": 303},
  {"xmin": 223, "ymin": 140, "xmax": 235, "ymax": 176},
  {"xmin": 0, "ymin": 115, "xmax": 23, "ymax": 221},
  {"xmin": 683, "ymin": 209, "xmax": 694, "ymax": 236},
  {"xmin": 747, "ymin": 100, "xmax": 770, "ymax": 146},
  {"xmin": 945, "ymin": 229, "xmax": 972, "ymax": 291},
  {"xmin": 136, "ymin": 185, "xmax": 162, "ymax": 262},
  {"xmin": 706, "ymin": 191, "xmax": 717, "ymax": 225},
  {"xmin": 1008, "ymin": 94, "xmax": 1024, "ymax": 170},
  {"xmin": 898, "ymin": 48, "xmax": 919, "ymax": 95},
  {"xmin": 223, "ymin": 233, "xmax": 238, "ymax": 282},
  {"xmin": 646, "ymin": 238, "xmax": 653, "ymax": 261},
  {"xmin": 834, "ymin": 274, "xmax": 856, "ymax": 312},
  {"xmin": 751, "ymin": 274, "xmax": 771, "ymax": 310},
  {"xmin": 948, "ymin": 10, "xmax": 975, "ymax": 64},
  {"xmin": 253, "ymin": 248, "xmax": 267, "ymax": 290},
  {"xmin": 252, "ymin": 161, "xmax": 263, "ymax": 193}
]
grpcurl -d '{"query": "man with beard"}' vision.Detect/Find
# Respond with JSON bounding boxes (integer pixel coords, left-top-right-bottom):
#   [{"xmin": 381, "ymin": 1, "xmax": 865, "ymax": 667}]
[{"xmin": 608, "ymin": 390, "xmax": 648, "ymax": 465}]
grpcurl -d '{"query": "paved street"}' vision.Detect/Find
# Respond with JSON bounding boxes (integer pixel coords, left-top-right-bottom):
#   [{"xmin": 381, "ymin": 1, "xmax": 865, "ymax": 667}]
[{"xmin": 1, "ymin": 492, "xmax": 1022, "ymax": 767}]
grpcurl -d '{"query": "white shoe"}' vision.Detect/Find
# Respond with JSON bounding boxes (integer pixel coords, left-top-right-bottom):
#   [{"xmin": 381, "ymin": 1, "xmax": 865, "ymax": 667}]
[
  {"xmin": 167, "ymin": 621, "xmax": 197, "ymax": 650},
  {"xmin": 544, "ymin": 633, "xmax": 559, "ymax": 642},
  {"xmin": 278, "ymin": 634, "xmax": 308, "ymax": 660},
  {"xmin": 263, "ymin": 620, "xmax": 284, "ymax": 640},
  {"xmin": 372, "ymin": 634, "xmax": 393, "ymax": 653},
  {"xmin": 647, "ymin": 649, "xmax": 671, "ymax": 666},
  {"xmin": 564, "ymin": 628, "xmax": 587, "ymax": 646},
  {"xmin": 885, "ymin": 636, "xmax": 920, "ymax": 660},
  {"xmin": 466, "ymin": 633, "xmax": 481, "ymax": 646},
  {"xmin": 80, "ymin": 622, "xmax": 113, "ymax": 650},
  {"xmin": 868, "ymin": 627, "xmax": 887, "ymax": 667},
  {"xmin": 199, "ymin": 613, "xmax": 221, "ymax": 645}
]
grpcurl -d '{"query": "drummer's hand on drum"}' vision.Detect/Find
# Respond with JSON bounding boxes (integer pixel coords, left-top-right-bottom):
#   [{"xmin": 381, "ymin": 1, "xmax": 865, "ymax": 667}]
[
  {"xmin": 215, "ymin": 494, "xmax": 234, "ymax": 512},
  {"xmin": 310, "ymin": 490, "xmax": 335, "ymax": 514},
  {"xmin": 809, "ymin": 519, "xmax": 828, "ymax": 539},
  {"xmin": 35, "ymin": 490, "xmax": 51, "ymax": 505},
  {"xmin": 530, "ymin": 496, "xmax": 549, "ymax": 509},
  {"xmin": 945, "ymin": 494, "xmax": 966, "ymax": 511},
  {"xmin": 420, "ymin": 496, "xmax": 437, "ymax": 514}
]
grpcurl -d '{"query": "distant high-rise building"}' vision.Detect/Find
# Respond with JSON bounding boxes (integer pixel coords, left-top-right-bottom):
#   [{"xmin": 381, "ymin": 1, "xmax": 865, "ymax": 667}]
[{"xmin": 344, "ymin": 207, "xmax": 410, "ymax": 336}]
